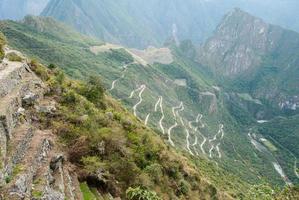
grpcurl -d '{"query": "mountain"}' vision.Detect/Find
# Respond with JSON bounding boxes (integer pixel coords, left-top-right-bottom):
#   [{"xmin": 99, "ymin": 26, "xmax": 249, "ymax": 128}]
[
  {"xmin": 0, "ymin": 37, "xmax": 249, "ymax": 200},
  {"xmin": 2, "ymin": 15, "xmax": 299, "ymax": 191},
  {"xmin": 0, "ymin": 0, "xmax": 49, "ymax": 20},
  {"xmin": 198, "ymin": 8, "xmax": 299, "ymax": 115},
  {"xmin": 197, "ymin": 8, "xmax": 299, "ymax": 188},
  {"xmin": 41, "ymin": 0, "xmax": 299, "ymax": 48},
  {"xmin": 40, "ymin": 0, "xmax": 220, "ymax": 48},
  {"xmin": 0, "ymin": 8, "xmax": 298, "ymax": 200}
]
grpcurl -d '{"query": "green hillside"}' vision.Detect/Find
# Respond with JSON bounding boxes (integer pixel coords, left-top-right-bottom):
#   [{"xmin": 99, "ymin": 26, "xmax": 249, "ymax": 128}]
[{"xmin": 0, "ymin": 15, "xmax": 297, "ymax": 191}]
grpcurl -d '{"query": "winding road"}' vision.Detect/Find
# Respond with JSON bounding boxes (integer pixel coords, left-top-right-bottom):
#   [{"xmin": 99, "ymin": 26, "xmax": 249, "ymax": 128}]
[
  {"xmin": 167, "ymin": 103, "xmax": 183, "ymax": 147},
  {"xmin": 108, "ymin": 65, "xmax": 128, "ymax": 91},
  {"xmin": 175, "ymin": 103, "xmax": 194, "ymax": 155},
  {"xmin": 144, "ymin": 113, "xmax": 150, "ymax": 126},
  {"xmin": 192, "ymin": 136, "xmax": 199, "ymax": 156},
  {"xmin": 188, "ymin": 113, "xmax": 207, "ymax": 155},
  {"xmin": 158, "ymin": 96, "xmax": 165, "ymax": 134},
  {"xmin": 131, "ymin": 85, "xmax": 146, "ymax": 117},
  {"xmin": 208, "ymin": 124, "xmax": 224, "ymax": 159},
  {"xmin": 209, "ymin": 145, "xmax": 215, "ymax": 158}
]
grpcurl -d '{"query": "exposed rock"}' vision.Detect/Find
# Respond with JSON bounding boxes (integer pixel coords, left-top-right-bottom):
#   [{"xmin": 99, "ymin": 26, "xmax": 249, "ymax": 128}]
[
  {"xmin": 35, "ymin": 104, "xmax": 56, "ymax": 114},
  {"xmin": 42, "ymin": 187, "xmax": 64, "ymax": 200},
  {"xmin": 105, "ymin": 112, "xmax": 113, "ymax": 120},
  {"xmin": 197, "ymin": 8, "xmax": 277, "ymax": 77},
  {"xmin": 50, "ymin": 154, "xmax": 65, "ymax": 171},
  {"xmin": 22, "ymin": 92, "xmax": 38, "ymax": 106},
  {"xmin": 16, "ymin": 107, "xmax": 25, "ymax": 116},
  {"xmin": 97, "ymin": 141, "xmax": 105, "ymax": 155},
  {"xmin": 77, "ymin": 115, "xmax": 88, "ymax": 123}
]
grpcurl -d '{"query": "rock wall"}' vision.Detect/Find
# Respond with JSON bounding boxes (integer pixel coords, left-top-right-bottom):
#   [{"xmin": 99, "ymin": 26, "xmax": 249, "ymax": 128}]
[{"xmin": 0, "ymin": 48, "xmax": 83, "ymax": 200}]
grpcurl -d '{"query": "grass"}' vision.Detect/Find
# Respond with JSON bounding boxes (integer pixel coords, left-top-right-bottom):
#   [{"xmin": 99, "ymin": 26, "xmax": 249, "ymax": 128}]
[
  {"xmin": 6, "ymin": 52, "xmax": 23, "ymax": 62},
  {"xmin": 260, "ymin": 139, "xmax": 278, "ymax": 152},
  {"xmin": 80, "ymin": 182, "xmax": 97, "ymax": 200}
]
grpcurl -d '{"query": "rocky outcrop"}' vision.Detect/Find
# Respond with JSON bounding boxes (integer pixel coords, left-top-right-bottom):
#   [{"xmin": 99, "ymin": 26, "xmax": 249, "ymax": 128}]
[
  {"xmin": 0, "ymin": 48, "xmax": 83, "ymax": 200},
  {"xmin": 197, "ymin": 8, "xmax": 282, "ymax": 77}
]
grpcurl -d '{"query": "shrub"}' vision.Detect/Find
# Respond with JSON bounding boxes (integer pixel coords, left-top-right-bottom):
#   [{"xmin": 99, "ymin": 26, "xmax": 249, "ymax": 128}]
[
  {"xmin": 177, "ymin": 179, "xmax": 190, "ymax": 195},
  {"xmin": 81, "ymin": 156, "xmax": 104, "ymax": 174},
  {"xmin": 80, "ymin": 182, "xmax": 97, "ymax": 200},
  {"xmin": 144, "ymin": 164, "xmax": 163, "ymax": 183},
  {"xmin": 6, "ymin": 52, "xmax": 23, "ymax": 62},
  {"xmin": 30, "ymin": 59, "xmax": 49, "ymax": 81},
  {"xmin": 107, "ymin": 48, "xmax": 134, "ymax": 64},
  {"xmin": 245, "ymin": 184, "xmax": 275, "ymax": 200},
  {"xmin": 48, "ymin": 63, "xmax": 57, "ymax": 69},
  {"xmin": 126, "ymin": 187, "xmax": 162, "ymax": 200},
  {"xmin": 0, "ymin": 32, "xmax": 6, "ymax": 60},
  {"xmin": 80, "ymin": 76, "xmax": 105, "ymax": 108}
]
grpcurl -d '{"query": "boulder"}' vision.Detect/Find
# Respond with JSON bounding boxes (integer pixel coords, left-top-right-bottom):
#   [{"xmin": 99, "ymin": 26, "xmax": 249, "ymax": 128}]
[
  {"xmin": 50, "ymin": 154, "xmax": 65, "ymax": 171},
  {"xmin": 35, "ymin": 104, "xmax": 56, "ymax": 115},
  {"xmin": 41, "ymin": 187, "xmax": 64, "ymax": 200},
  {"xmin": 22, "ymin": 92, "xmax": 38, "ymax": 106}
]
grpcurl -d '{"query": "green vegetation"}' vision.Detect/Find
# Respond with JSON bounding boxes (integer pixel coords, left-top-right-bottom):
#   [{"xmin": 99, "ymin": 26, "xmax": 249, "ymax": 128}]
[
  {"xmin": 80, "ymin": 182, "xmax": 97, "ymax": 200},
  {"xmin": 126, "ymin": 187, "xmax": 161, "ymax": 200},
  {"xmin": 0, "ymin": 31, "xmax": 6, "ymax": 60},
  {"xmin": 6, "ymin": 52, "xmax": 22, "ymax": 62},
  {"xmin": 29, "ymin": 59, "xmax": 255, "ymax": 199},
  {"xmin": 1, "ymin": 15, "xmax": 298, "ymax": 197}
]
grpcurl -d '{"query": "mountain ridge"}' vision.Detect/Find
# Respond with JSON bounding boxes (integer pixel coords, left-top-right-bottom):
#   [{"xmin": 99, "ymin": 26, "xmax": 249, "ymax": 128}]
[{"xmin": 1, "ymin": 13, "xmax": 299, "ymax": 199}]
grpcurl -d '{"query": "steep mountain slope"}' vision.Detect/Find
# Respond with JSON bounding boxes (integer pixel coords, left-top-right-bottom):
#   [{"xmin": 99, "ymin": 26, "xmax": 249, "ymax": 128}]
[
  {"xmin": 198, "ymin": 8, "xmax": 299, "ymax": 116},
  {"xmin": 41, "ymin": 0, "xmax": 299, "ymax": 48},
  {"xmin": 197, "ymin": 8, "xmax": 299, "ymax": 185},
  {"xmin": 0, "ymin": 36, "xmax": 251, "ymax": 200},
  {"xmin": 1, "ymin": 15, "xmax": 298, "ymax": 189},
  {"xmin": 0, "ymin": 0, "xmax": 49, "ymax": 20}
]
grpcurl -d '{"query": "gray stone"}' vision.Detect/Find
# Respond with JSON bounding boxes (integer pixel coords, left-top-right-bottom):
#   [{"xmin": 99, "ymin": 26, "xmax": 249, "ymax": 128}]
[
  {"xmin": 16, "ymin": 107, "xmax": 25, "ymax": 116},
  {"xmin": 22, "ymin": 92, "xmax": 38, "ymax": 106},
  {"xmin": 36, "ymin": 105, "xmax": 56, "ymax": 115},
  {"xmin": 50, "ymin": 154, "xmax": 65, "ymax": 171},
  {"xmin": 42, "ymin": 187, "xmax": 64, "ymax": 200},
  {"xmin": 106, "ymin": 112, "xmax": 113, "ymax": 119}
]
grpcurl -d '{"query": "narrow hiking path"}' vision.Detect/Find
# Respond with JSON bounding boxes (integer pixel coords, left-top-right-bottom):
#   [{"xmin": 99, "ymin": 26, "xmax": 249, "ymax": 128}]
[
  {"xmin": 130, "ymin": 85, "xmax": 146, "ymax": 117},
  {"xmin": 108, "ymin": 65, "xmax": 128, "ymax": 91}
]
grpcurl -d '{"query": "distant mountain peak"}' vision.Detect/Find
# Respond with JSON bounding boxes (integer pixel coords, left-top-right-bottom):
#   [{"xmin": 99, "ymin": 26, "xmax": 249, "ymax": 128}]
[{"xmin": 198, "ymin": 8, "xmax": 274, "ymax": 76}]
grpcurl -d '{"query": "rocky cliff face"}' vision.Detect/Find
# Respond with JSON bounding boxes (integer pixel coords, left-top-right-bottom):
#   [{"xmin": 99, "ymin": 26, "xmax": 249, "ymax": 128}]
[
  {"xmin": 197, "ymin": 8, "xmax": 299, "ymax": 114},
  {"xmin": 0, "ymin": 48, "xmax": 82, "ymax": 200},
  {"xmin": 197, "ymin": 8, "xmax": 281, "ymax": 76}
]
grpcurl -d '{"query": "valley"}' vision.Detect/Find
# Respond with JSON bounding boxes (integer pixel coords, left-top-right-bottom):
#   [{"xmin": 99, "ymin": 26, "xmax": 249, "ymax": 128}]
[{"xmin": 0, "ymin": 5, "xmax": 299, "ymax": 199}]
